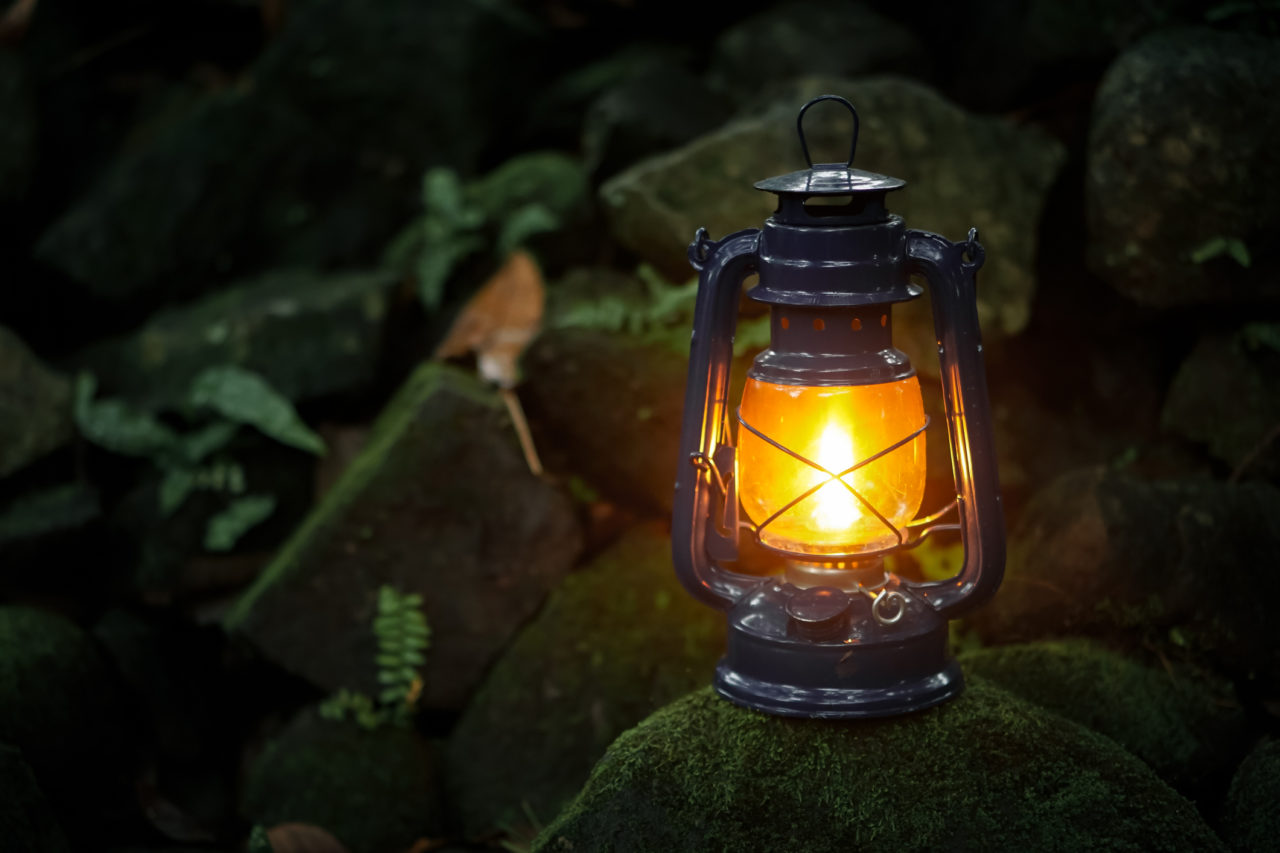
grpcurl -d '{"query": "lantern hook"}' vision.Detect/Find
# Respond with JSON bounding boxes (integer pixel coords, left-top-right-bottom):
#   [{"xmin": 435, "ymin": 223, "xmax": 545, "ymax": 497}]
[
  {"xmin": 688, "ymin": 226, "xmax": 716, "ymax": 271},
  {"xmin": 961, "ymin": 226, "xmax": 986, "ymax": 272},
  {"xmin": 871, "ymin": 589, "xmax": 908, "ymax": 626},
  {"xmin": 796, "ymin": 95, "xmax": 860, "ymax": 169}
]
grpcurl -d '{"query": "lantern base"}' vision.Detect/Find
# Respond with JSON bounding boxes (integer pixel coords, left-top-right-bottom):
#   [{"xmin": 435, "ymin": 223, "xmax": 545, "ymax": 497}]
[{"xmin": 712, "ymin": 577, "xmax": 963, "ymax": 718}]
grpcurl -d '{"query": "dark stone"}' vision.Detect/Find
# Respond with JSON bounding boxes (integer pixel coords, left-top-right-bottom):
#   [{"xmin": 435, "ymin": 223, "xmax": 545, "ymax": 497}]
[
  {"xmin": 599, "ymin": 76, "xmax": 1065, "ymax": 373},
  {"xmin": 71, "ymin": 268, "xmax": 401, "ymax": 411},
  {"xmin": 0, "ymin": 606, "xmax": 129, "ymax": 813},
  {"xmin": 534, "ymin": 681, "xmax": 1225, "ymax": 852},
  {"xmin": 582, "ymin": 56, "xmax": 732, "ymax": 180},
  {"xmin": 447, "ymin": 525, "xmax": 724, "ymax": 835},
  {"xmin": 1222, "ymin": 738, "xmax": 1280, "ymax": 852},
  {"xmin": 960, "ymin": 639, "xmax": 1247, "ymax": 804},
  {"xmin": 0, "ymin": 52, "xmax": 35, "ymax": 206},
  {"xmin": 1162, "ymin": 325, "xmax": 1280, "ymax": 482},
  {"xmin": 241, "ymin": 709, "xmax": 442, "ymax": 853},
  {"xmin": 971, "ymin": 468, "xmax": 1280, "ymax": 689},
  {"xmin": 0, "ymin": 326, "xmax": 74, "ymax": 478},
  {"xmin": 707, "ymin": 1, "xmax": 929, "ymax": 103},
  {"xmin": 225, "ymin": 363, "xmax": 582, "ymax": 710},
  {"xmin": 1086, "ymin": 28, "xmax": 1280, "ymax": 306},
  {"xmin": 35, "ymin": 0, "xmax": 545, "ymax": 303},
  {"xmin": 0, "ymin": 744, "xmax": 70, "ymax": 853}
]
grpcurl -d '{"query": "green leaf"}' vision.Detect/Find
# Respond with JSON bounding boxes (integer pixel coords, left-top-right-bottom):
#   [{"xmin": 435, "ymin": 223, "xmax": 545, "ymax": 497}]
[
  {"xmin": 422, "ymin": 168, "xmax": 484, "ymax": 229},
  {"xmin": 1242, "ymin": 323, "xmax": 1280, "ymax": 354},
  {"xmin": 415, "ymin": 235, "xmax": 484, "ymax": 310},
  {"xmin": 401, "ymin": 650, "xmax": 426, "ymax": 666},
  {"xmin": 187, "ymin": 366, "xmax": 325, "ymax": 455},
  {"xmin": 377, "ymin": 669, "xmax": 403, "ymax": 685},
  {"xmin": 1190, "ymin": 235, "xmax": 1251, "ymax": 267},
  {"xmin": 158, "ymin": 468, "xmax": 197, "ymax": 516},
  {"xmin": 247, "ymin": 825, "xmax": 273, "ymax": 853},
  {"xmin": 177, "ymin": 420, "xmax": 240, "ymax": 464},
  {"xmin": 74, "ymin": 373, "xmax": 180, "ymax": 459},
  {"xmin": 379, "ymin": 686, "xmax": 408, "ymax": 705},
  {"xmin": 497, "ymin": 203, "xmax": 560, "ymax": 255},
  {"xmin": 0, "ymin": 482, "xmax": 100, "ymax": 546},
  {"xmin": 1227, "ymin": 239, "xmax": 1252, "ymax": 268},
  {"xmin": 203, "ymin": 494, "xmax": 277, "ymax": 551}
]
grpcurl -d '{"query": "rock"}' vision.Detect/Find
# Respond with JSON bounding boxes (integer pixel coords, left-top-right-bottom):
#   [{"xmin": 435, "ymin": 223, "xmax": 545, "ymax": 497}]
[
  {"xmin": 71, "ymin": 268, "xmax": 401, "ymax": 411},
  {"xmin": 1162, "ymin": 325, "xmax": 1280, "ymax": 482},
  {"xmin": 1086, "ymin": 28, "xmax": 1280, "ymax": 306},
  {"xmin": 972, "ymin": 469, "xmax": 1280, "ymax": 689},
  {"xmin": 0, "ymin": 606, "xmax": 128, "ymax": 812},
  {"xmin": 583, "ymin": 56, "xmax": 732, "ymax": 180},
  {"xmin": 447, "ymin": 525, "xmax": 724, "ymax": 835},
  {"xmin": 0, "ymin": 327, "xmax": 74, "ymax": 478},
  {"xmin": 707, "ymin": 1, "xmax": 928, "ymax": 103},
  {"xmin": 600, "ymin": 76, "xmax": 1065, "ymax": 372},
  {"xmin": 242, "ymin": 709, "xmax": 442, "ymax": 853},
  {"xmin": 0, "ymin": 744, "xmax": 70, "ymax": 853},
  {"xmin": 225, "ymin": 363, "xmax": 581, "ymax": 710},
  {"xmin": 1222, "ymin": 738, "xmax": 1280, "ymax": 852},
  {"xmin": 0, "ymin": 52, "xmax": 35, "ymax": 205},
  {"xmin": 959, "ymin": 639, "xmax": 1246, "ymax": 803},
  {"xmin": 534, "ymin": 681, "xmax": 1224, "ymax": 852},
  {"xmin": 35, "ymin": 0, "xmax": 544, "ymax": 303}
]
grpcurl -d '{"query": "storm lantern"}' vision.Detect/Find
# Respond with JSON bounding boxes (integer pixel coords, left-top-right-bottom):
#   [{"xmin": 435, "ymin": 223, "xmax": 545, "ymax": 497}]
[{"xmin": 672, "ymin": 95, "xmax": 1005, "ymax": 718}]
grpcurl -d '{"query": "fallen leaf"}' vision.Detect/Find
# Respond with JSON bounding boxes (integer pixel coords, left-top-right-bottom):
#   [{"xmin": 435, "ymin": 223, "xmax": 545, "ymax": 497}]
[
  {"xmin": 434, "ymin": 250, "xmax": 544, "ymax": 389},
  {"xmin": 266, "ymin": 822, "xmax": 350, "ymax": 853}
]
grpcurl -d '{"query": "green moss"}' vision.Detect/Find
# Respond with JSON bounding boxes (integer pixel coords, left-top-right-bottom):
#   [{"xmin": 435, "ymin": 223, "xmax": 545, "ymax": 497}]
[
  {"xmin": 960, "ymin": 639, "xmax": 1245, "ymax": 802},
  {"xmin": 447, "ymin": 525, "xmax": 724, "ymax": 835},
  {"xmin": 242, "ymin": 709, "xmax": 442, "ymax": 853},
  {"xmin": 535, "ymin": 680, "xmax": 1224, "ymax": 852},
  {"xmin": 224, "ymin": 363, "xmax": 496, "ymax": 630},
  {"xmin": 1222, "ymin": 739, "xmax": 1280, "ymax": 852}
]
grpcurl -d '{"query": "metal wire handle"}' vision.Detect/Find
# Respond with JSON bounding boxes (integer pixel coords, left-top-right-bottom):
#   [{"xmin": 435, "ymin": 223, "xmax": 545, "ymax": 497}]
[{"xmin": 797, "ymin": 95, "xmax": 860, "ymax": 169}]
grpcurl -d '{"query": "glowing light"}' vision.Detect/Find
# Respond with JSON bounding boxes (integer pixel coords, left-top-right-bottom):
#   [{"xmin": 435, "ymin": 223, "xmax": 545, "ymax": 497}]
[{"xmin": 738, "ymin": 376, "xmax": 926, "ymax": 555}]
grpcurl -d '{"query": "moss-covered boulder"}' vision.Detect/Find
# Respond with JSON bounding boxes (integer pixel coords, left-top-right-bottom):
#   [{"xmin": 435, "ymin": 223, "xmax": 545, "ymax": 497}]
[
  {"xmin": 226, "ymin": 363, "xmax": 581, "ymax": 709},
  {"xmin": 1162, "ymin": 325, "xmax": 1280, "ymax": 483},
  {"xmin": 0, "ymin": 326, "xmax": 73, "ymax": 478},
  {"xmin": 0, "ymin": 744, "xmax": 70, "ymax": 853},
  {"xmin": 707, "ymin": 1, "xmax": 928, "ymax": 102},
  {"xmin": 0, "ymin": 606, "xmax": 128, "ymax": 813},
  {"xmin": 535, "ymin": 681, "xmax": 1224, "ymax": 852},
  {"xmin": 1086, "ymin": 28, "xmax": 1280, "ymax": 307},
  {"xmin": 1222, "ymin": 738, "xmax": 1280, "ymax": 852},
  {"xmin": 35, "ymin": 0, "xmax": 544, "ymax": 303},
  {"xmin": 447, "ymin": 525, "xmax": 724, "ymax": 835},
  {"xmin": 959, "ymin": 639, "xmax": 1246, "ymax": 803},
  {"xmin": 71, "ymin": 268, "xmax": 401, "ymax": 411},
  {"xmin": 972, "ymin": 469, "xmax": 1280, "ymax": 689},
  {"xmin": 242, "ymin": 710, "xmax": 442, "ymax": 853},
  {"xmin": 600, "ymin": 76, "xmax": 1064, "ymax": 373}
]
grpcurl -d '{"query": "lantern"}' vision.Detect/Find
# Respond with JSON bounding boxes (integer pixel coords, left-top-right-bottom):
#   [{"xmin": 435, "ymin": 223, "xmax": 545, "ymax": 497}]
[{"xmin": 671, "ymin": 95, "xmax": 1005, "ymax": 718}]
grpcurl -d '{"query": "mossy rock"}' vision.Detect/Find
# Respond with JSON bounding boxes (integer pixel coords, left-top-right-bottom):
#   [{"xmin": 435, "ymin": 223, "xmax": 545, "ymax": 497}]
[
  {"xmin": 960, "ymin": 639, "xmax": 1247, "ymax": 804},
  {"xmin": 972, "ymin": 468, "xmax": 1280, "ymax": 690},
  {"xmin": 446, "ymin": 525, "xmax": 725, "ymax": 835},
  {"xmin": 242, "ymin": 709, "xmax": 442, "ymax": 853},
  {"xmin": 71, "ymin": 268, "xmax": 400, "ymax": 411},
  {"xmin": 226, "ymin": 363, "xmax": 581, "ymax": 709},
  {"xmin": 1222, "ymin": 738, "xmax": 1280, "ymax": 852},
  {"xmin": 0, "ymin": 606, "xmax": 127, "ymax": 809},
  {"xmin": 1086, "ymin": 28, "xmax": 1280, "ymax": 306},
  {"xmin": 535, "ymin": 681, "xmax": 1224, "ymax": 852},
  {"xmin": 0, "ymin": 744, "xmax": 69, "ymax": 853}
]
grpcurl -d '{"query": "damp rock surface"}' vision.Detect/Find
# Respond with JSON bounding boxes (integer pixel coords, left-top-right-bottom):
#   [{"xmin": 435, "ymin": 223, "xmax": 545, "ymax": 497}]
[
  {"xmin": 242, "ymin": 709, "xmax": 442, "ymax": 853},
  {"xmin": 447, "ymin": 525, "xmax": 724, "ymax": 835},
  {"xmin": 971, "ymin": 468, "xmax": 1280, "ymax": 688},
  {"xmin": 534, "ymin": 680, "xmax": 1224, "ymax": 852},
  {"xmin": 959, "ymin": 638, "xmax": 1247, "ymax": 803},
  {"xmin": 225, "ymin": 363, "xmax": 581, "ymax": 709},
  {"xmin": 1222, "ymin": 738, "xmax": 1280, "ymax": 853},
  {"xmin": 1086, "ymin": 28, "xmax": 1280, "ymax": 307}
]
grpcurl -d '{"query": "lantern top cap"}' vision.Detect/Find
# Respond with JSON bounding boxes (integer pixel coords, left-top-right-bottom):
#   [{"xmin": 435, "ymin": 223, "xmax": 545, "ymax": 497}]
[{"xmin": 753, "ymin": 95, "xmax": 905, "ymax": 197}]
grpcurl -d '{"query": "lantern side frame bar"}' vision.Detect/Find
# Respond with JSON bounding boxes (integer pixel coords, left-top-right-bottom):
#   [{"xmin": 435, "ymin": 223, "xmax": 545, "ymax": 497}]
[
  {"xmin": 903, "ymin": 228, "xmax": 1006, "ymax": 618},
  {"xmin": 671, "ymin": 227, "xmax": 764, "ymax": 611}
]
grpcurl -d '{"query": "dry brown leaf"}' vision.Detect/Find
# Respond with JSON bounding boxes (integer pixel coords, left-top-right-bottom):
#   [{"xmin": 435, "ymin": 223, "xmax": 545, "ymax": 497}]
[
  {"xmin": 434, "ymin": 249, "xmax": 544, "ymax": 389},
  {"xmin": 266, "ymin": 822, "xmax": 350, "ymax": 853}
]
